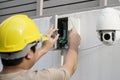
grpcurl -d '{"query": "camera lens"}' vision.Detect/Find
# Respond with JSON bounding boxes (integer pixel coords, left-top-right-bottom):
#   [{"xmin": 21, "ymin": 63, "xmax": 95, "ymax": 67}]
[{"xmin": 104, "ymin": 33, "xmax": 110, "ymax": 40}]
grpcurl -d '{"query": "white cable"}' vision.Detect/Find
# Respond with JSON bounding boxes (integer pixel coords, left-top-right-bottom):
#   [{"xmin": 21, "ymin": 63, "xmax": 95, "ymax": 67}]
[
  {"xmin": 51, "ymin": 44, "xmax": 103, "ymax": 52},
  {"xmin": 60, "ymin": 50, "xmax": 64, "ymax": 66},
  {"xmin": 80, "ymin": 44, "xmax": 103, "ymax": 51}
]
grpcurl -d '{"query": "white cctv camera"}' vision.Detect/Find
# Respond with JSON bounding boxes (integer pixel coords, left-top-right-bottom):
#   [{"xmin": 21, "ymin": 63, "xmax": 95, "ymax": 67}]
[{"xmin": 96, "ymin": 8, "xmax": 120, "ymax": 45}]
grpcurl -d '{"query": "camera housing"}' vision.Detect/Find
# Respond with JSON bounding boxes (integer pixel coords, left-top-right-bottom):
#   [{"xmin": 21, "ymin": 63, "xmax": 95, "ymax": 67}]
[
  {"xmin": 96, "ymin": 8, "xmax": 120, "ymax": 45},
  {"xmin": 97, "ymin": 30, "xmax": 120, "ymax": 45}
]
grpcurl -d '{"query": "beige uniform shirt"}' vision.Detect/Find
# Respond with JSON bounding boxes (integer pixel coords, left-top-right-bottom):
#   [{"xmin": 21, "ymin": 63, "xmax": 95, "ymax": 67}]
[{"xmin": 0, "ymin": 68, "xmax": 70, "ymax": 80}]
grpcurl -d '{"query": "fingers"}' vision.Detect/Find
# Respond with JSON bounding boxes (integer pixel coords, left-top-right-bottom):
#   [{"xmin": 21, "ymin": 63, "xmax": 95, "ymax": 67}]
[
  {"xmin": 50, "ymin": 28, "xmax": 58, "ymax": 37},
  {"xmin": 49, "ymin": 28, "xmax": 58, "ymax": 37},
  {"xmin": 46, "ymin": 26, "xmax": 54, "ymax": 35},
  {"xmin": 53, "ymin": 34, "xmax": 59, "ymax": 42},
  {"xmin": 43, "ymin": 35, "xmax": 49, "ymax": 41},
  {"xmin": 69, "ymin": 27, "xmax": 76, "ymax": 33},
  {"xmin": 47, "ymin": 26, "xmax": 54, "ymax": 33},
  {"xmin": 46, "ymin": 26, "xmax": 58, "ymax": 37},
  {"xmin": 44, "ymin": 26, "xmax": 59, "ymax": 42}
]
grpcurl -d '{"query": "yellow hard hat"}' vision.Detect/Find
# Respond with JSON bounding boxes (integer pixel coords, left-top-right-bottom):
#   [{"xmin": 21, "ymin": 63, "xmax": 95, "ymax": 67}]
[{"xmin": 0, "ymin": 14, "xmax": 42, "ymax": 52}]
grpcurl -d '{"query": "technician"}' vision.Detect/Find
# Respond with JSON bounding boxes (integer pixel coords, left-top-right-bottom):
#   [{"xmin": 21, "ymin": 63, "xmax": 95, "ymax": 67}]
[{"xmin": 0, "ymin": 14, "xmax": 80, "ymax": 80}]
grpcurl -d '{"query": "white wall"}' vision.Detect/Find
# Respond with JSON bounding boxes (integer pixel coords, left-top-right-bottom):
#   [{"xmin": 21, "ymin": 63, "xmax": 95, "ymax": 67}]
[
  {"xmin": 31, "ymin": 6, "xmax": 120, "ymax": 80},
  {"xmin": 1, "ymin": 6, "xmax": 120, "ymax": 80}
]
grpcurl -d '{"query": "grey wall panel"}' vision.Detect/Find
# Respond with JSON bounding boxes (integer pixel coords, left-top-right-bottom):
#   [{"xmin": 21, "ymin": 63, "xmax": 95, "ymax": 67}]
[
  {"xmin": 99, "ymin": 0, "xmax": 120, "ymax": 6},
  {"xmin": 0, "ymin": 0, "xmax": 38, "ymax": 23},
  {"xmin": 0, "ymin": 3, "xmax": 36, "ymax": 16},
  {"xmin": 107, "ymin": 0, "xmax": 120, "ymax": 5},
  {"xmin": 0, "ymin": 15, "xmax": 10, "ymax": 22},
  {"xmin": 0, "ymin": 0, "xmax": 13, "ymax": 3},
  {"xmin": 0, "ymin": 0, "xmax": 36, "ymax": 9},
  {"xmin": 43, "ymin": 0, "xmax": 99, "ymax": 15},
  {"xmin": 0, "ymin": 0, "xmax": 99, "ymax": 22},
  {"xmin": 0, "ymin": 11, "xmax": 36, "ymax": 23},
  {"xmin": 44, "ymin": 0, "xmax": 92, "ymax": 8}
]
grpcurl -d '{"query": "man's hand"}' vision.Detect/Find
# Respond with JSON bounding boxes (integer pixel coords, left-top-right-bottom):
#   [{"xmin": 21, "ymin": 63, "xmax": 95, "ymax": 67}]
[
  {"xmin": 68, "ymin": 28, "xmax": 80, "ymax": 51},
  {"xmin": 35, "ymin": 27, "xmax": 59, "ymax": 61},
  {"xmin": 62, "ymin": 27, "xmax": 81, "ymax": 76},
  {"xmin": 42, "ymin": 27, "xmax": 59, "ymax": 51}
]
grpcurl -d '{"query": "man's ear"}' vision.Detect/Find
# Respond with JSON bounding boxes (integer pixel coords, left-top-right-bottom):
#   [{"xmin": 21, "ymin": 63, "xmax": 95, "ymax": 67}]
[{"xmin": 25, "ymin": 50, "xmax": 34, "ymax": 60}]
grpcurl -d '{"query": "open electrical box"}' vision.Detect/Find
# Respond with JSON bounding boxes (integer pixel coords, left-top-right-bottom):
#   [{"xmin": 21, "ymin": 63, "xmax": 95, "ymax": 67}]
[
  {"xmin": 57, "ymin": 17, "xmax": 68, "ymax": 49},
  {"xmin": 50, "ymin": 15, "xmax": 80, "ymax": 49}
]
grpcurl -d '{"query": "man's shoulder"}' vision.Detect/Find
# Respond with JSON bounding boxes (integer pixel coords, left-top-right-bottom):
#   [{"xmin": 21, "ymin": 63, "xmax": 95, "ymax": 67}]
[
  {"xmin": 0, "ymin": 68, "xmax": 70, "ymax": 80},
  {"xmin": 28, "ymin": 68, "xmax": 70, "ymax": 80}
]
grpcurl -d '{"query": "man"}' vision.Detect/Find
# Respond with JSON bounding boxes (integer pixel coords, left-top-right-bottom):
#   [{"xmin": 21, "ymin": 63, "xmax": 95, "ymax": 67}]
[{"xmin": 0, "ymin": 14, "xmax": 80, "ymax": 80}]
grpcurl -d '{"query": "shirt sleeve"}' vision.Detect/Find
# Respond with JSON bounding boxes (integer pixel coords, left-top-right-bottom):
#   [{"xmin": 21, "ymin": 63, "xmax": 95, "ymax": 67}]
[
  {"xmin": 31, "ymin": 68, "xmax": 70, "ymax": 80},
  {"xmin": 46, "ymin": 68, "xmax": 70, "ymax": 80}
]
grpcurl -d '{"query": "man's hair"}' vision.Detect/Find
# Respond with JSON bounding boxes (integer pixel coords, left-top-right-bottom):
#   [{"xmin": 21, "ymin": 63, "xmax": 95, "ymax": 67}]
[
  {"xmin": 1, "ymin": 57, "xmax": 23, "ymax": 66},
  {"xmin": 1, "ymin": 43, "xmax": 37, "ymax": 66}
]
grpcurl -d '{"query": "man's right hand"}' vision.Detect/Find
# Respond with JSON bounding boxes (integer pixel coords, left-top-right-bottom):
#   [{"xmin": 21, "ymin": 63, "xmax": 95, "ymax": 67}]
[
  {"xmin": 68, "ymin": 28, "xmax": 80, "ymax": 51},
  {"xmin": 62, "ymin": 27, "xmax": 81, "ymax": 77}
]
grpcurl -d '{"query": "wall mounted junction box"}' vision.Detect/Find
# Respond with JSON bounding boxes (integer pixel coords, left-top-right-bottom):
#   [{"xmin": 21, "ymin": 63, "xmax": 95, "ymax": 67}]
[{"xmin": 50, "ymin": 15, "xmax": 80, "ymax": 49}]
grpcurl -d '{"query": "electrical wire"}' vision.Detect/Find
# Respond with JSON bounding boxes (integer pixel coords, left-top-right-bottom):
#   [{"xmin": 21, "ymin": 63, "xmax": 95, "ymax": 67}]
[
  {"xmin": 79, "ymin": 43, "xmax": 103, "ymax": 51},
  {"xmin": 60, "ymin": 50, "xmax": 64, "ymax": 66}
]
